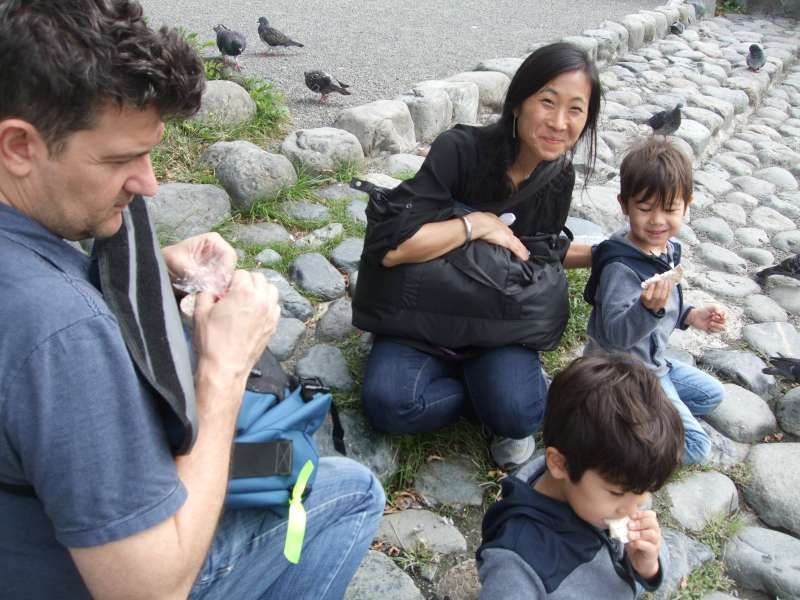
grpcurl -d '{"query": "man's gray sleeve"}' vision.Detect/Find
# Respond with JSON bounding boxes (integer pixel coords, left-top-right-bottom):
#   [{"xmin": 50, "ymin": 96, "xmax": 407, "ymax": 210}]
[
  {"xmin": 594, "ymin": 262, "xmax": 662, "ymax": 349},
  {"xmin": 478, "ymin": 548, "xmax": 548, "ymax": 600}
]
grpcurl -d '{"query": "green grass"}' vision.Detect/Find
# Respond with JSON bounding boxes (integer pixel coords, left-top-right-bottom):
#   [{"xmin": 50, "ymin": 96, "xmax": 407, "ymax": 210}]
[
  {"xmin": 541, "ymin": 267, "xmax": 592, "ymax": 374},
  {"xmin": 716, "ymin": 0, "xmax": 746, "ymax": 14},
  {"xmin": 392, "ymin": 170, "xmax": 419, "ymax": 181},
  {"xmin": 696, "ymin": 513, "xmax": 744, "ymax": 557},
  {"xmin": 671, "ymin": 560, "xmax": 734, "ymax": 600},
  {"xmin": 331, "ymin": 160, "xmax": 364, "ymax": 184}
]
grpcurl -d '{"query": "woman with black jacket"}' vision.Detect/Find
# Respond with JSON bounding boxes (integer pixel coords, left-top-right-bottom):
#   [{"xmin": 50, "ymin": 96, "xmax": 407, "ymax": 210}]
[{"xmin": 355, "ymin": 42, "xmax": 602, "ymax": 468}]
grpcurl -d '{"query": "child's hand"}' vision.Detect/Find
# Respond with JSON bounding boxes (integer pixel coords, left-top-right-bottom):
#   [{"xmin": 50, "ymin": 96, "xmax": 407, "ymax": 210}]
[
  {"xmin": 640, "ymin": 278, "xmax": 676, "ymax": 313},
  {"xmin": 625, "ymin": 510, "xmax": 661, "ymax": 581},
  {"xmin": 688, "ymin": 304, "xmax": 727, "ymax": 333}
]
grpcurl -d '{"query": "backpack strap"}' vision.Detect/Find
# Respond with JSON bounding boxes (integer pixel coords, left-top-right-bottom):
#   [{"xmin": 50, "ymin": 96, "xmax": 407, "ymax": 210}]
[{"xmin": 0, "ymin": 481, "xmax": 36, "ymax": 498}]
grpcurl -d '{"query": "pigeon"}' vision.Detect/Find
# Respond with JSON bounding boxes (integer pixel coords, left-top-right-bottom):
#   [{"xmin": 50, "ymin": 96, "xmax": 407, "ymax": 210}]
[
  {"xmin": 756, "ymin": 254, "xmax": 800, "ymax": 283},
  {"xmin": 762, "ymin": 356, "xmax": 800, "ymax": 384},
  {"xmin": 257, "ymin": 17, "xmax": 304, "ymax": 52},
  {"xmin": 304, "ymin": 70, "xmax": 350, "ymax": 103},
  {"xmin": 747, "ymin": 44, "xmax": 766, "ymax": 71},
  {"xmin": 647, "ymin": 104, "xmax": 682, "ymax": 136},
  {"xmin": 669, "ymin": 21, "xmax": 685, "ymax": 35},
  {"xmin": 214, "ymin": 24, "xmax": 247, "ymax": 71}
]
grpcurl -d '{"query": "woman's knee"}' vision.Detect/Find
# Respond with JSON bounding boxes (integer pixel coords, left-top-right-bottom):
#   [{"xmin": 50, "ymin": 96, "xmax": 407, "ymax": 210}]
[{"xmin": 478, "ymin": 387, "xmax": 546, "ymax": 438}]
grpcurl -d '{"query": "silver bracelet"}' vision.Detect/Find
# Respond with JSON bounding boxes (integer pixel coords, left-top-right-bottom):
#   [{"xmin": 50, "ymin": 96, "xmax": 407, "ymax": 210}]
[{"xmin": 461, "ymin": 215, "xmax": 472, "ymax": 244}]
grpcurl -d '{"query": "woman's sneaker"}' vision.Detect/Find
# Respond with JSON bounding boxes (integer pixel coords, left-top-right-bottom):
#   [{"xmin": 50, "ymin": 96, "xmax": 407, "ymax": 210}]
[{"xmin": 490, "ymin": 435, "xmax": 535, "ymax": 470}]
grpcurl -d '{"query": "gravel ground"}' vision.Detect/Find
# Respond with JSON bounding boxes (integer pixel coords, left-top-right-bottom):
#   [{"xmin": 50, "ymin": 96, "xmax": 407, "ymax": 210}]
[{"xmin": 139, "ymin": 0, "xmax": 664, "ymax": 132}]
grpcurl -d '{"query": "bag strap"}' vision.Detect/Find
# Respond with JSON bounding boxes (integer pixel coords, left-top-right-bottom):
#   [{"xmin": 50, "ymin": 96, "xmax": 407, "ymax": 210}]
[
  {"xmin": 298, "ymin": 377, "xmax": 346, "ymax": 456},
  {"xmin": 0, "ymin": 481, "xmax": 36, "ymax": 498}
]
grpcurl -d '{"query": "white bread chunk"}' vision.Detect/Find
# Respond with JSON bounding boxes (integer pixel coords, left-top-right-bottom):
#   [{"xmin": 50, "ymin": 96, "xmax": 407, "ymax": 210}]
[
  {"xmin": 604, "ymin": 516, "xmax": 630, "ymax": 543},
  {"xmin": 641, "ymin": 264, "xmax": 684, "ymax": 289}
]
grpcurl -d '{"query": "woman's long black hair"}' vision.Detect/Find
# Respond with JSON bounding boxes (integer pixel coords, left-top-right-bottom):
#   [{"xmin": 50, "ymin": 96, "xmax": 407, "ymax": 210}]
[{"xmin": 474, "ymin": 42, "xmax": 602, "ymax": 205}]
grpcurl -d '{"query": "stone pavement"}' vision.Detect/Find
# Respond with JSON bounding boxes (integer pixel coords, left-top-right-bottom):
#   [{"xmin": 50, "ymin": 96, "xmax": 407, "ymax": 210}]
[{"xmin": 147, "ymin": 1, "xmax": 800, "ymax": 598}]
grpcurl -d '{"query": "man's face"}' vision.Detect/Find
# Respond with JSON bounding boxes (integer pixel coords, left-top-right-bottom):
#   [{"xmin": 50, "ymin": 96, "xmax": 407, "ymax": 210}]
[{"xmin": 32, "ymin": 104, "xmax": 164, "ymax": 240}]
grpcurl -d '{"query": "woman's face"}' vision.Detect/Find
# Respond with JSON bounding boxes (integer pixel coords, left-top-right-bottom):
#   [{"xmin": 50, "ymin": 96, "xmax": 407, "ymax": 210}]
[{"xmin": 515, "ymin": 69, "xmax": 592, "ymax": 165}]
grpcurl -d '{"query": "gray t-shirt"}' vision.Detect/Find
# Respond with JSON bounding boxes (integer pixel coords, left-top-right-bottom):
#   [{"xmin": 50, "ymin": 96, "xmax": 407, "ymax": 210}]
[{"xmin": 0, "ymin": 204, "xmax": 186, "ymax": 598}]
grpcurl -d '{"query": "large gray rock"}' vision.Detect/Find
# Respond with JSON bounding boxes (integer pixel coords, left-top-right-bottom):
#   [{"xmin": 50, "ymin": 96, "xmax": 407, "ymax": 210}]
[
  {"xmin": 147, "ymin": 183, "xmax": 231, "ymax": 243},
  {"xmin": 294, "ymin": 223, "xmax": 345, "ymax": 250},
  {"xmin": 378, "ymin": 510, "xmax": 467, "ymax": 554},
  {"xmin": 296, "ymin": 344, "xmax": 353, "ymax": 391},
  {"xmin": 283, "ymin": 200, "xmax": 330, "ymax": 221},
  {"xmin": 230, "ymin": 222, "xmax": 292, "ymax": 246},
  {"xmin": 581, "ymin": 28, "xmax": 623, "ymax": 66},
  {"xmin": 561, "ymin": 35, "xmax": 598, "ymax": 63},
  {"xmin": 730, "ymin": 176, "xmax": 777, "ymax": 201},
  {"xmin": 435, "ymin": 559, "xmax": 480, "ymax": 600},
  {"xmin": 316, "ymin": 297, "xmax": 356, "ymax": 341},
  {"xmin": 570, "ymin": 186, "xmax": 625, "ymax": 232},
  {"xmin": 724, "ymin": 527, "xmax": 800, "ymax": 599},
  {"xmin": 334, "ymin": 100, "xmax": 416, "ymax": 156},
  {"xmin": 691, "ymin": 217, "xmax": 735, "ymax": 245},
  {"xmin": 317, "ymin": 182, "xmax": 368, "ymax": 203},
  {"xmin": 753, "ymin": 167, "xmax": 798, "ymax": 192},
  {"xmin": 674, "ymin": 118, "xmax": 712, "ymax": 157},
  {"xmin": 289, "ymin": 253, "xmax": 346, "ymax": 300},
  {"xmin": 413, "ymin": 80, "xmax": 480, "ymax": 125},
  {"xmin": 771, "ymin": 229, "xmax": 800, "ymax": 254},
  {"xmin": 202, "ymin": 141, "xmax": 297, "ymax": 212},
  {"xmin": 700, "ymin": 422, "xmax": 751, "ymax": 470},
  {"xmin": 743, "ymin": 322, "xmax": 800, "ymax": 359},
  {"xmin": 398, "ymin": 88, "xmax": 452, "ymax": 143},
  {"xmin": 751, "ymin": 206, "xmax": 797, "ymax": 234},
  {"xmin": 711, "ymin": 203, "xmax": 747, "ymax": 227},
  {"xmin": 474, "ymin": 57, "xmax": 524, "ymax": 80},
  {"xmin": 256, "ymin": 268, "xmax": 314, "ymax": 320},
  {"xmin": 767, "ymin": 276, "xmax": 800, "ymax": 317},
  {"xmin": 745, "ymin": 443, "xmax": 800, "ymax": 537},
  {"xmin": 620, "ymin": 14, "xmax": 647, "ymax": 50},
  {"xmin": 705, "ymin": 384, "xmax": 777, "ymax": 444},
  {"xmin": 662, "ymin": 471, "xmax": 738, "ymax": 533},
  {"xmin": 315, "ymin": 408, "xmax": 398, "ymax": 481},
  {"xmin": 777, "ymin": 388, "xmax": 800, "ymax": 437},
  {"xmin": 743, "ymin": 294, "xmax": 788, "ymax": 324},
  {"xmin": 701, "ymin": 86, "xmax": 750, "ymax": 114},
  {"xmin": 191, "ymin": 79, "xmax": 256, "ymax": 125},
  {"xmin": 739, "ymin": 247, "xmax": 774, "ymax": 267},
  {"xmin": 414, "ymin": 457, "xmax": 483, "ymax": 508},
  {"xmin": 653, "ymin": 528, "xmax": 714, "ymax": 600},
  {"xmin": 345, "ymin": 551, "xmax": 423, "ymax": 600},
  {"xmin": 691, "ymin": 271, "xmax": 760, "ymax": 298},
  {"xmin": 735, "ymin": 227, "xmax": 769, "ymax": 247},
  {"xmin": 280, "ymin": 127, "xmax": 364, "ymax": 175},
  {"xmin": 386, "ymin": 153, "xmax": 425, "ymax": 177},
  {"xmin": 447, "ymin": 71, "xmax": 510, "ymax": 112},
  {"xmin": 698, "ymin": 243, "xmax": 746, "ymax": 275},
  {"xmin": 330, "ymin": 237, "xmax": 364, "ymax": 273},
  {"xmin": 267, "ymin": 317, "xmax": 306, "ymax": 360},
  {"xmin": 694, "ymin": 171, "xmax": 734, "ymax": 198}
]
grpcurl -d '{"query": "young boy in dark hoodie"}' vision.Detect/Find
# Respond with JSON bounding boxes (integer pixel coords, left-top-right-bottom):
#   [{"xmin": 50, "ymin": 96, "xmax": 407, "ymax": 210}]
[
  {"xmin": 477, "ymin": 354, "xmax": 683, "ymax": 599},
  {"xmin": 583, "ymin": 138, "xmax": 726, "ymax": 465}
]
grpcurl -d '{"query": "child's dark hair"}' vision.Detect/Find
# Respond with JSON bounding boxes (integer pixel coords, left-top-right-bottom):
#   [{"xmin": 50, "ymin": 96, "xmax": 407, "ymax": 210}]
[
  {"xmin": 619, "ymin": 137, "xmax": 693, "ymax": 211},
  {"xmin": 542, "ymin": 353, "xmax": 683, "ymax": 494}
]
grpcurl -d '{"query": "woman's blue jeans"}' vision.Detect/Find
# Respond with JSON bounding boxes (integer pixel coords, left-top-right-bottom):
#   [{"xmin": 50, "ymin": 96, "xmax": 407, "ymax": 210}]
[
  {"xmin": 361, "ymin": 339, "xmax": 548, "ymax": 438},
  {"xmin": 659, "ymin": 360, "xmax": 725, "ymax": 465},
  {"xmin": 188, "ymin": 456, "xmax": 384, "ymax": 600}
]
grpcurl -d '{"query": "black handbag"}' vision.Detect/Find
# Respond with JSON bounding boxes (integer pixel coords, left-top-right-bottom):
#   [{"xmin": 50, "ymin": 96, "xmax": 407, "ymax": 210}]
[{"xmin": 352, "ymin": 179, "xmax": 573, "ymax": 350}]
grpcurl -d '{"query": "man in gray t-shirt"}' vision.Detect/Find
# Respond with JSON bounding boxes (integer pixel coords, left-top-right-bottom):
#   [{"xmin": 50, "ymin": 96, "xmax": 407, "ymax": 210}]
[{"xmin": 0, "ymin": 2, "xmax": 383, "ymax": 598}]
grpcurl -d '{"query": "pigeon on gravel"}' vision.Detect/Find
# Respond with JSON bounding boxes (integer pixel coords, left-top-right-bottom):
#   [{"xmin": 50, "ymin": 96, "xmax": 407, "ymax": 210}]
[
  {"xmin": 304, "ymin": 70, "xmax": 350, "ymax": 103},
  {"xmin": 762, "ymin": 356, "xmax": 800, "ymax": 384},
  {"xmin": 258, "ymin": 17, "xmax": 304, "ymax": 51},
  {"xmin": 647, "ymin": 104, "xmax": 682, "ymax": 136},
  {"xmin": 669, "ymin": 21, "xmax": 685, "ymax": 35},
  {"xmin": 756, "ymin": 254, "xmax": 800, "ymax": 282},
  {"xmin": 214, "ymin": 24, "xmax": 246, "ymax": 71},
  {"xmin": 747, "ymin": 44, "xmax": 766, "ymax": 71}
]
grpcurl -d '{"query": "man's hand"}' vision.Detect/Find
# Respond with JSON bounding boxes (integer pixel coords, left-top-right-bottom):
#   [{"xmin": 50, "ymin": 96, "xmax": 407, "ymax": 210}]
[
  {"xmin": 687, "ymin": 304, "xmax": 727, "ymax": 333},
  {"xmin": 162, "ymin": 232, "xmax": 237, "ymax": 290},
  {"xmin": 192, "ymin": 270, "xmax": 281, "ymax": 393},
  {"xmin": 626, "ymin": 510, "xmax": 661, "ymax": 581},
  {"xmin": 640, "ymin": 278, "xmax": 676, "ymax": 313}
]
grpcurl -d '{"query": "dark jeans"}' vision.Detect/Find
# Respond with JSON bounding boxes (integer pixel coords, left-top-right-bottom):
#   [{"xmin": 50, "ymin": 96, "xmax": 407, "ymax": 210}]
[{"xmin": 362, "ymin": 339, "xmax": 548, "ymax": 438}]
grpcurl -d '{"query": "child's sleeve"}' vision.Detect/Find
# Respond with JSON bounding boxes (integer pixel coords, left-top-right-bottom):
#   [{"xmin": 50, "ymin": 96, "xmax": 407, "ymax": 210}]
[
  {"xmin": 478, "ymin": 547, "xmax": 548, "ymax": 599},
  {"xmin": 594, "ymin": 262, "xmax": 664, "ymax": 349}
]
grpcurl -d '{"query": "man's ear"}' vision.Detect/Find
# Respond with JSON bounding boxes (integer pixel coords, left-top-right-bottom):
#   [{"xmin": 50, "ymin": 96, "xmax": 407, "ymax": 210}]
[
  {"xmin": 0, "ymin": 119, "xmax": 46, "ymax": 177},
  {"xmin": 544, "ymin": 447, "xmax": 570, "ymax": 481},
  {"xmin": 617, "ymin": 194, "xmax": 629, "ymax": 216}
]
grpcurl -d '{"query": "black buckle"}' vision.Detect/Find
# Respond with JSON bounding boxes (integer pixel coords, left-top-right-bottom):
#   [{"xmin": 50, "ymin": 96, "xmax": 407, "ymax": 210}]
[{"xmin": 299, "ymin": 377, "xmax": 330, "ymax": 402}]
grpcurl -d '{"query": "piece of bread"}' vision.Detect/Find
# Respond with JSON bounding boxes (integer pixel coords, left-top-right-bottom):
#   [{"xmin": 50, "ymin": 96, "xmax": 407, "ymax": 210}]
[
  {"xmin": 641, "ymin": 264, "xmax": 684, "ymax": 289},
  {"xmin": 604, "ymin": 516, "xmax": 630, "ymax": 543}
]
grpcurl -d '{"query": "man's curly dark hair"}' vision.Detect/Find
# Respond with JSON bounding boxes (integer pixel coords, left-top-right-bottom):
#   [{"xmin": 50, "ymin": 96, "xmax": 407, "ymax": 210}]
[{"xmin": 0, "ymin": 0, "xmax": 205, "ymax": 154}]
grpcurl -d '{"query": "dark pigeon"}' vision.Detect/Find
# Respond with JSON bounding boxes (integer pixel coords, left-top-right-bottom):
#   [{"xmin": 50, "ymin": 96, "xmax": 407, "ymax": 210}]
[
  {"xmin": 258, "ymin": 17, "xmax": 304, "ymax": 51},
  {"xmin": 756, "ymin": 254, "xmax": 800, "ymax": 283},
  {"xmin": 304, "ymin": 70, "xmax": 350, "ymax": 103},
  {"xmin": 762, "ymin": 356, "xmax": 800, "ymax": 384},
  {"xmin": 747, "ymin": 44, "xmax": 766, "ymax": 71},
  {"xmin": 669, "ymin": 21, "xmax": 685, "ymax": 35},
  {"xmin": 647, "ymin": 103, "xmax": 682, "ymax": 136},
  {"xmin": 214, "ymin": 24, "xmax": 246, "ymax": 71}
]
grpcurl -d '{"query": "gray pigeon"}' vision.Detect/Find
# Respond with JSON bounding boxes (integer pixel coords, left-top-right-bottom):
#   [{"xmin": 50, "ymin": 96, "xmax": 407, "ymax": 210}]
[
  {"xmin": 756, "ymin": 254, "xmax": 800, "ymax": 282},
  {"xmin": 747, "ymin": 44, "xmax": 766, "ymax": 71},
  {"xmin": 647, "ymin": 103, "xmax": 682, "ymax": 136},
  {"xmin": 304, "ymin": 70, "xmax": 350, "ymax": 103},
  {"xmin": 258, "ymin": 17, "xmax": 304, "ymax": 51},
  {"xmin": 762, "ymin": 356, "xmax": 800, "ymax": 384},
  {"xmin": 214, "ymin": 24, "xmax": 246, "ymax": 71},
  {"xmin": 669, "ymin": 21, "xmax": 685, "ymax": 35}
]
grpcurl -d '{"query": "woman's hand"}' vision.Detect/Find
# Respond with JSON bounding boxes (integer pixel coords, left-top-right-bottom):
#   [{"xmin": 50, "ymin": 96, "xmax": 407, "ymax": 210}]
[{"xmin": 469, "ymin": 212, "xmax": 530, "ymax": 261}]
